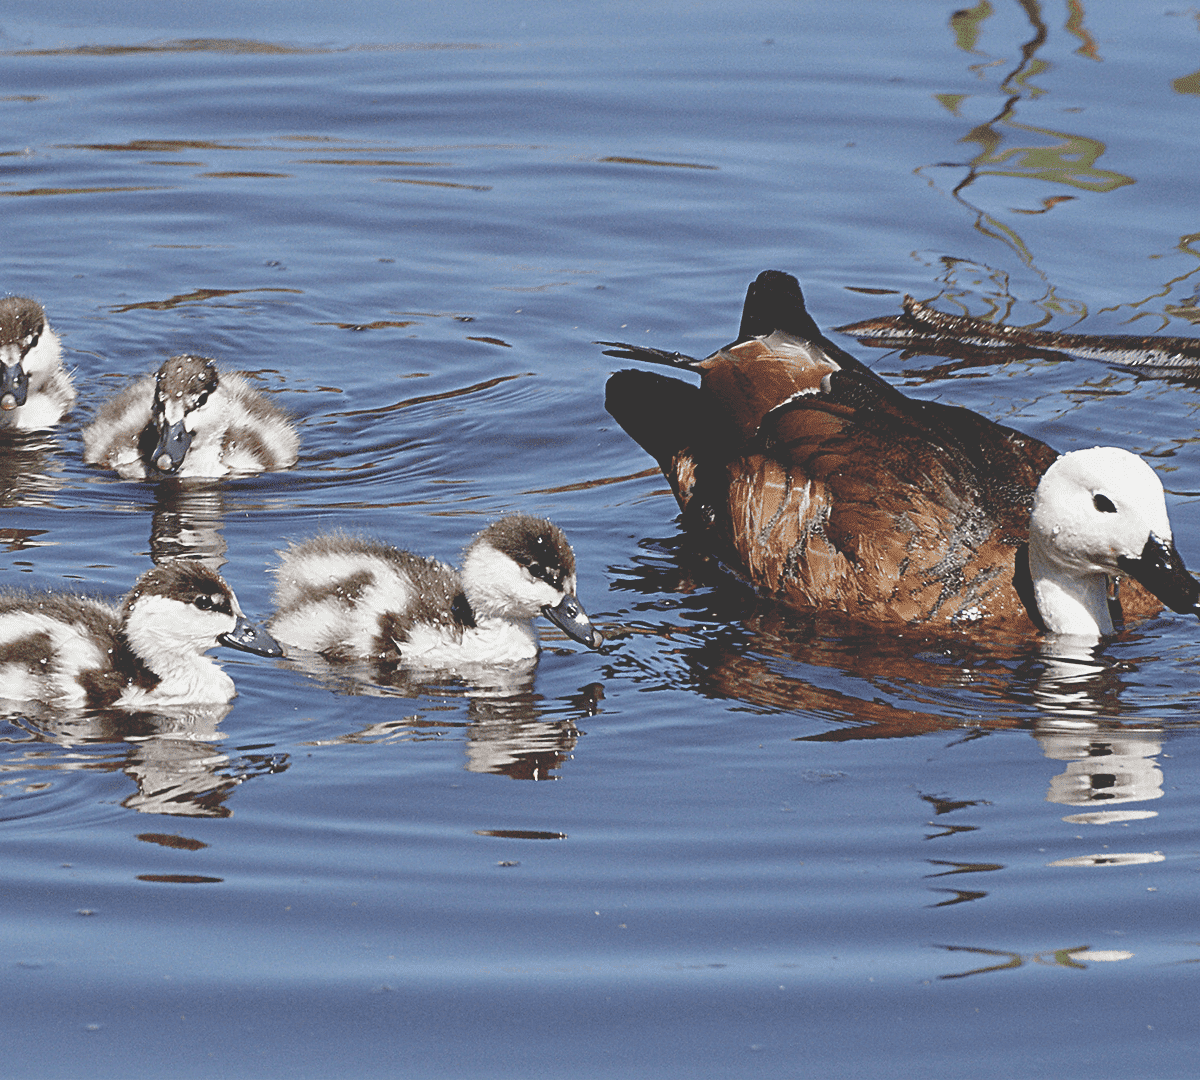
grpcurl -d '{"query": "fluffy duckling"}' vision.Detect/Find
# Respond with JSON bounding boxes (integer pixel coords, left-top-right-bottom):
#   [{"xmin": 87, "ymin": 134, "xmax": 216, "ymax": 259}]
[
  {"xmin": 0, "ymin": 297, "xmax": 75, "ymax": 430},
  {"xmin": 0, "ymin": 562, "xmax": 282, "ymax": 709},
  {"xmin": 82, "ymin": 354, "xmax": 299, "ymax": 479},
  {"xmin": 269, "ymin": 515, "xmax": 603, "ymax": 665},
  {"xmin": 603, "ymin": 271, "xmax": 1200, "ymax": 639}
]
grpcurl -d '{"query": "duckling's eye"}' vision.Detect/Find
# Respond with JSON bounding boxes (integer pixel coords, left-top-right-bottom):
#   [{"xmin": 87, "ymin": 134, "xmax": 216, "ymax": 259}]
[
  {"xmin": 1093, "ymin": 493, "xmax": 1118, "ymax": 514},
  {"xmin": 193, "ymin": 594, "xmax": 214, "ymax": 610}
]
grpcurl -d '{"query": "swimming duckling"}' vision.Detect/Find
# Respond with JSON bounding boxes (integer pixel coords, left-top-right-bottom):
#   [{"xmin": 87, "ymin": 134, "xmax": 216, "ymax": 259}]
[
  {"xmin": 82, "ymin": 354, "xmax": 299, "ymax": 479},
  {"xmin": 0, "ymin": 297, "xmax": 75, "ymax": 430},
  {"xmin": 269, "ymin": 515, "xmax": 603, "ymax": 665},
  {"xmin": 0, "ymin": 562, "xmax": 282, "ymax": 709},
  {"xmin": 602, "ymin": 270, "xmax": 1200, "ymax": 639}
]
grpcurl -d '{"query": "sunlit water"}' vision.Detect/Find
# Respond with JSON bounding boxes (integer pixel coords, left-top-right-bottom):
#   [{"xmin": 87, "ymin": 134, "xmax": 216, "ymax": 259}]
[{"xmin": 4, "ymin": 3, "xmax": 1200, "ymax": 1077}]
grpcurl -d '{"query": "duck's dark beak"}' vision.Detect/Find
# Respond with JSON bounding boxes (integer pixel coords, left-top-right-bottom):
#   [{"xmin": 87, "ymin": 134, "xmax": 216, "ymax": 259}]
[
  {"xmin": 1117, "ymin": 533, "xmax": 1200, "ymax": 616},
  {"xmin": 152, "ymin": 418, "xmax": 193, "ymax": 473},
  {"xmin": 542, "ymin": 593, "xmax": 604, "ymax": 649},
  {"xmin": 219, "ymin": 615, "xmax": 284, "ymax": 657},
  {"xmin": 0, "ymin": 358, "xmax": 29, "ymax": 410}
]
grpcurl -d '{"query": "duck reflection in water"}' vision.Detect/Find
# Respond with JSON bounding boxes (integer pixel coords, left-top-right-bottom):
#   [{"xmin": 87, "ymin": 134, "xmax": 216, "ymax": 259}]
[
  {"xmin": 613, "ymin": 529, "xmax": 1178, "ymax": 882},
  {"xmin": 0, "ymin": 429, "xmax": 69, "ymax": 510},
  {"xmin": 1038, "ymin": 726, "xmax": 1163, "ymax": 819},
  {"xmin": 2, "ymin": 705, "xmax": 289, "ymax": 818},
  {"xmin": 148, "ymin": 478, "xmax": 229, "ymax": 571},
  {"xmin": 285, "ymin": 650, "xmax": 603, "ymax": 781},
  {"xmin": 610, "ymin": 530, "xmax": 1173, "ymax": 739}
]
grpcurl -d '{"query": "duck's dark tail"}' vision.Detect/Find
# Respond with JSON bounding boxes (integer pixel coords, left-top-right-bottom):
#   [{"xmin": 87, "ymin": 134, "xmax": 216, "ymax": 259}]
[{"xmin": 732, "ymin": 269, "xmax": 824, "ymax": 345}]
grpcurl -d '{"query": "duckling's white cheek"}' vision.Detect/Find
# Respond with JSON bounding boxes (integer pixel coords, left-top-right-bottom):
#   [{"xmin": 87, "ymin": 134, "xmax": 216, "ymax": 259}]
[
  {"xmin": 128, "ymin": 595, "xmax": 235, "ymax": 650},
  {"xmin": 22, "ymin": 331, "xmax": 59, "ymax": 375},
  {"xmin": 525, "ymin": 570, "xmax": 575, "ymax": 609}
]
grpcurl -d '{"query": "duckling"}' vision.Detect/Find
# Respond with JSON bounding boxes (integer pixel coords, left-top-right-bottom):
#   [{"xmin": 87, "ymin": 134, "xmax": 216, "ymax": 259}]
[
  {"xmin": 0, "ymin": 297, "xmax": 75, "ymax": 430},
  {"xmin": 269, "ymin": 515, "xmax": 603, "ymax": 666},
  {"xmin": 0, "ymin": 562, "xmax": 282, "ymax": 709},
  {"xmin": 602, "ymin": 270, "xmax": 1200, "ymax": 639},
  {"xmin": 82, "ymin": 354, "xmax": 299, "ymax": 479}
]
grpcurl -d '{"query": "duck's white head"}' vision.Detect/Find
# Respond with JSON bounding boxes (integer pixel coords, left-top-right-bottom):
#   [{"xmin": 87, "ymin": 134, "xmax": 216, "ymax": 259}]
[
  {"xmin": 149, "ymin": 355, "xmax": 220, "ymax": 473},
  {"xmin": 0, "ymin": 297, "xmax": 57, "ymax": 412},
  {"xmin": 121, "ymin": 562, "xmax": 283, "ymax": 668},
  {"xmin": 460, "ymin": 515, "xmax": 603, "ymax": 648},
  {"xmin": 1029, "ymin": 446, "xmax": 1200, "ymax": 637}
]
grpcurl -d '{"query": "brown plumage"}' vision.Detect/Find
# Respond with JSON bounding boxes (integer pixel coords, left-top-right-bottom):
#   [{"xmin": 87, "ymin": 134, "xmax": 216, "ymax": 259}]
[{"xmin": 602, "ymin": 270, "xmax": 1165, "ymax": 630}]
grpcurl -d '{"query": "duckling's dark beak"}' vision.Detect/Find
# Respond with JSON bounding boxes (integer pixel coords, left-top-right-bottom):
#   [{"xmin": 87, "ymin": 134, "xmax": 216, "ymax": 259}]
[
  {"xmin": 1117, "ymin": 533, "xmax": 1200, "ymax": 616},
  {"xmin": 219, "ymin": 615, "xmax": 284, "ymax": 657},
  {"xmin": 542, "ymin": 593, "xmax": 604, "ymax": 649},
  {"xmin": 152, "ymin": 419, "xmax": 193, "ymax": 473},
  {"xmin": 0, "ymin": 358, "xmax": 29, "ymax": 410}
]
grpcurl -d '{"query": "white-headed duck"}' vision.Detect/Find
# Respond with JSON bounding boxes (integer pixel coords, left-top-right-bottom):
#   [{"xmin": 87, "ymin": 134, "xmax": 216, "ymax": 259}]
[
  {"xmin": 82, "ymin": 354, "xmax": 299, "ymax": 479},
  {"xmin": 269, "ymin": 515, "xmax": 603, "ymax": 665},
  {"xmin": 602, "ymin": 270, "xmax": 1200, "ymax": 640}
]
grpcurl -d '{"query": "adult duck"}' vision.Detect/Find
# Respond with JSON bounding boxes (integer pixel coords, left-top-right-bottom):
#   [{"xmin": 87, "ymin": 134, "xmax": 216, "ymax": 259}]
[{"xmin": 602, "ymin": 271, "xmax": 1200, "ymax": 639}]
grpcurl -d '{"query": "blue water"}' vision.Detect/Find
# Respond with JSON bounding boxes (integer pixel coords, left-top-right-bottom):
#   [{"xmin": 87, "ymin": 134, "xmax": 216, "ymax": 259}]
[{"xmin": 4, "ymin": 2, "xmax": 1200, "ymax": 1077}]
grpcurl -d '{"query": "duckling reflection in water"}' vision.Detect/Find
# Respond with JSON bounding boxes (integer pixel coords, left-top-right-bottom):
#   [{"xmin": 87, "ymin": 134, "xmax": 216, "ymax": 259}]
[
  {"xmin": 0, "ymin": 562, "xmax": 281, "ymax": 709},
  {"xmin": 0, "ymin": 297, "xmax": 75, "ymax": 430},
  {"xmin": 269, "ymin": 515, "xmax": 603, "ymax": 668},
  {"xmin": 82, "ymin": 354, "xmax": 299, "ymax": 479},
  {"xmin": 603, "ymin": 270, "xmax": 1200, "ymax": 641}
]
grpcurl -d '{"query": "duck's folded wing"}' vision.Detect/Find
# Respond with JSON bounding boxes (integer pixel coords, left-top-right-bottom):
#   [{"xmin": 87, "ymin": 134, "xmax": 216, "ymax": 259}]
[
  {"xmin": 605, "ymin": 369, "xmax": 738, "ymax": 529},
  {"xmin": 729, "ymin": 374, "xmax": 1060, "ymax": 621}
]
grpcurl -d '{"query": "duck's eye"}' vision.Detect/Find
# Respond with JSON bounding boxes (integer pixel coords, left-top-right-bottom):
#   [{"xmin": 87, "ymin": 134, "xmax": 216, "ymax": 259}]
[
  {"xmin": 193, "ymin": 594, "xmax": 214, "ymax": 610},
  {"xmin": 1093, "ymin": 493, "xmax": 1118, "ymax": 514}
]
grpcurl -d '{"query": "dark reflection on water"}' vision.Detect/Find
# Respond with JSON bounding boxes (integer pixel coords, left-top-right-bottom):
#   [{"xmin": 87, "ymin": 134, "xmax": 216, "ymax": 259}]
[
  {"xmin": 935, "ymin": 942, "xmax": 1134, "ymax": 980},
  {"xmin": 148, "ymin": 480, "xmax": 228, "ymax": 567}
]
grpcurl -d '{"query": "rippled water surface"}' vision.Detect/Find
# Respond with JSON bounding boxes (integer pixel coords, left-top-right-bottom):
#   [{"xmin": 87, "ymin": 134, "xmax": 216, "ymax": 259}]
[{"xmin": 5, "ymin": 3, "xmax": 1200, "ymax": 1077}]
